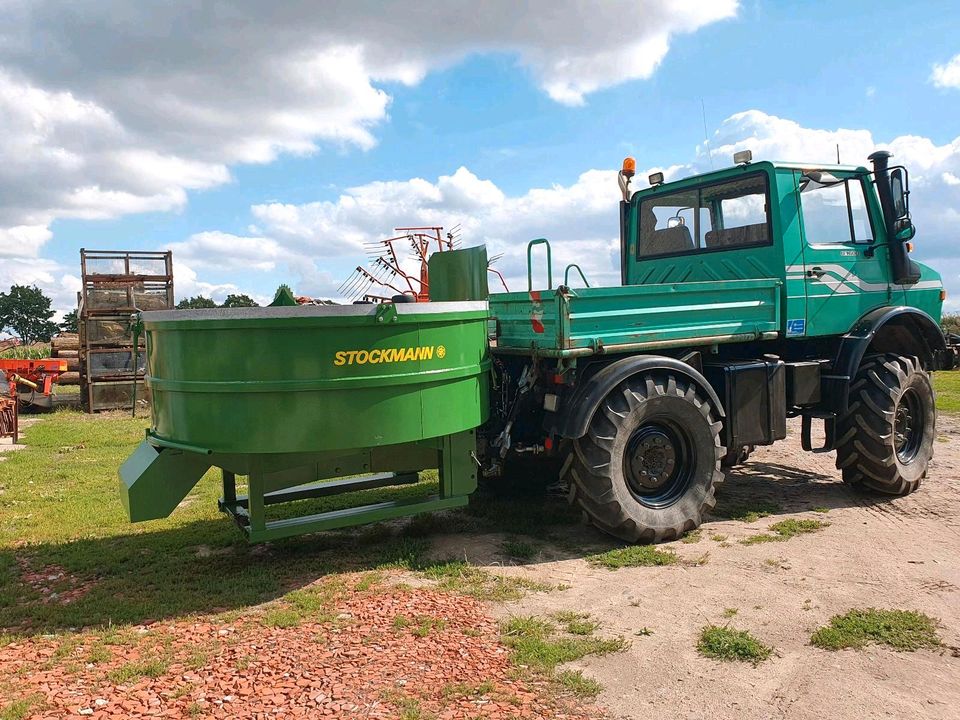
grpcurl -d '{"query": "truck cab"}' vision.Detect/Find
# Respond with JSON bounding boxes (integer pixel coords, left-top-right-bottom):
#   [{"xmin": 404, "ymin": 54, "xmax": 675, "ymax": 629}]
[{"xmin": 622, "ymin": 154, "xmax": 944, "ymax": 341}]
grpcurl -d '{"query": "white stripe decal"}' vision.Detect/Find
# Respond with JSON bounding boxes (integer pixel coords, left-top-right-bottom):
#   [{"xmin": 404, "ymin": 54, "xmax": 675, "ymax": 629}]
[{"xmin": 785, "ymin": 264, "xmax": 942, "ymax": 294}]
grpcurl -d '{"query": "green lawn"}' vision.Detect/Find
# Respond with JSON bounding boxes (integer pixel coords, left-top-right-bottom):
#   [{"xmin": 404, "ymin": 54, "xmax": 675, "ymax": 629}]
[
  {"xmin": 0, "ymin": 409, "xmax": 581, "ymax": 635},
  {"xmin": 934, "ymin": 371, "xmax": 960, "ymax": 413}
]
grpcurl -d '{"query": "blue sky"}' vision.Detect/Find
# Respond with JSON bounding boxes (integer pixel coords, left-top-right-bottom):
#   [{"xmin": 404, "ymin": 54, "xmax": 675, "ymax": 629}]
[{"xmin": 2, "ymin": 0, "xmax": 960, "ymax": 312}]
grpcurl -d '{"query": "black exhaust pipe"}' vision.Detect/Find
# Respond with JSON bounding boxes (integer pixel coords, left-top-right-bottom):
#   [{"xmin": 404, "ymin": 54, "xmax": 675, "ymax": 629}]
[{"xmin": 869, "ymin": 150, "xmax": 919, "ymax": 285}]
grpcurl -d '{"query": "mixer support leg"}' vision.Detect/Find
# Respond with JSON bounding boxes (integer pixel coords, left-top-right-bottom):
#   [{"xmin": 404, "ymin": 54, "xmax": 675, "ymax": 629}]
[
  {"xmin": 247, "ymin": 457, "xmax": 266, "ymax": 534},
  {"xmin": 222, "ymin": 470, "xmax": 236, "ymax": 506}
]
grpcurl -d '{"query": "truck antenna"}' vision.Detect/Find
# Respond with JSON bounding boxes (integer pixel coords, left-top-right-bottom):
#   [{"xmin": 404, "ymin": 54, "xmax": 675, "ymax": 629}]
[{"xmin": 836, "ymin": 143, "xmax": 841, "ymax": 164}]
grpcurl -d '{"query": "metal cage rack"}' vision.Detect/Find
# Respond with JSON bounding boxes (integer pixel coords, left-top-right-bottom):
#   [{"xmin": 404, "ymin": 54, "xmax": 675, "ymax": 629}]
[{"xmin": 78, "ymin": 249, "xmax": 174, "ymax": 412}]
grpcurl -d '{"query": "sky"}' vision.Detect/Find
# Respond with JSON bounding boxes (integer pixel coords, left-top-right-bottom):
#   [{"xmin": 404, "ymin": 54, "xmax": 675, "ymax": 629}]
[{"xmin": 1, "ymin": 0, "xmax": 959, "ymax": 315}]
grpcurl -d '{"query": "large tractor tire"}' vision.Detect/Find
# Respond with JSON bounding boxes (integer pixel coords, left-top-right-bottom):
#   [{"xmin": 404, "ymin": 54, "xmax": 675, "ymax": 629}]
[
  {"xmin": 836, "ymin": 354, "xmax": 935, "ymax": 495},
  {"xmin": 563, "ymin": 371, "xmax": 724, "ymax": 543}
]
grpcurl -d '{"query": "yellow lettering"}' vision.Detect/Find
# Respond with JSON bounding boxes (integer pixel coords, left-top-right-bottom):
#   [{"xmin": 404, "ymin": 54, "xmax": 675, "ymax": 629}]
[
  {"xmin": 369, "ymin": 349, "xmax": 381, "ymax": 364},
  {"xmin": 356, "ymin": 350, "xmax": 369, "ymax": 364},
  {"xmin": 345, "ymin": 350, "xmax": 358, "ymax": 365},
  {"xmin": 334, "ymin": 351, "xmax": 346, "ymax": 366},
  {"xmin": 402, "ymin": 347, "xmax": 413, "ymax": 361},
  {"xmin": 421, "ymin": 346, "xmax": 434, "ymax": 360}
]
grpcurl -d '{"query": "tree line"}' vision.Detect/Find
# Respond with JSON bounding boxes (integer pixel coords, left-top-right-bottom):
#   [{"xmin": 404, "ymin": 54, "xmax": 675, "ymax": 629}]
[{"xmin": 0, "ymin": 285, "xmax": 260, "ymax": 344}]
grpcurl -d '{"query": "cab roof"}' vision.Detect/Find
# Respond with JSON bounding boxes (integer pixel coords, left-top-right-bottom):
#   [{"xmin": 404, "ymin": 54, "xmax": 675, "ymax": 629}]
[{"xmin": 635, "ymin": 160, "xmax": 870, "ymax": 198}]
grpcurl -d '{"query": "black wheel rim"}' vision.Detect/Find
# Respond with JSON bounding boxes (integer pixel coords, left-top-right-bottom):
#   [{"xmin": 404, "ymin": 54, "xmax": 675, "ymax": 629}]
[
  {"xmin": 624, "ymin": 418, "xmax": 696, "ymax": 508},
  {"xmin": 894, "ymin": 387, "xmax": 924, "ymax": 464}
]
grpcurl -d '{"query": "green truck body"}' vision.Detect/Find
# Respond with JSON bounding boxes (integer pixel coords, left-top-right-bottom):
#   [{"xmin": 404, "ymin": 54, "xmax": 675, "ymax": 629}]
[{"xmin": 491, "ymin": 160, "xmax": 943, "ymax": 357}]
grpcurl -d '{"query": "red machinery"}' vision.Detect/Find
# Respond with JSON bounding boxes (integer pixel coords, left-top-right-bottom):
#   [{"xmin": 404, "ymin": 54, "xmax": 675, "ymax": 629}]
[
  {"xmin": 338, "ymin": 225, "xmax": 509, "ymax": 302},
  {"xmin": 1, "ymin": 358, "xmax": 68, "ymax": 409},
  {"xmin": 1, "ymin": 357, "xmax": 68, "ymax": 443}
]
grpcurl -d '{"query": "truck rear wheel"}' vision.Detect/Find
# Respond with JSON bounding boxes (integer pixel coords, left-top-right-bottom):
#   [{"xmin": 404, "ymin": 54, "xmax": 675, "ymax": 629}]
[
  {"xmin": 836, "ymin": 354, "xmax": 935, "ymax": 495},
  {"xmin": 563, "ymin": 371, "xmax": 724, "ymax": 543}
]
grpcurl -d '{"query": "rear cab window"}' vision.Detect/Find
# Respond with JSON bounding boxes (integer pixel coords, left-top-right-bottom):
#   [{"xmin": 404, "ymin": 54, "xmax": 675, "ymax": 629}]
[{"xmin": 638, "ymin": 173, "xmax": 772, "ymax": 259}]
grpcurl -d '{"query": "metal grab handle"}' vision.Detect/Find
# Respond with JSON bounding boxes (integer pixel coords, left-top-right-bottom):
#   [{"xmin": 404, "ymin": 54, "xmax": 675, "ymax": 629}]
[
  {"xmin": 526, "ymin": 238, "xmax": 553, "ymax": 291},
  {"xmin": 563, "ymin": 264, "xmax": 590, "ymax": 288}
]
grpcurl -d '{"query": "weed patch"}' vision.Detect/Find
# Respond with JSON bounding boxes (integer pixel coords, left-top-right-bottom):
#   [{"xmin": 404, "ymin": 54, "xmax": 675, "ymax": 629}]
[
  {"xmin": 502, "ymin": 539, "xmax": 537, "ymax": 561},
  {"xmin": 418, "ymin": 560, "xmax": 551, "ymax": 601},
  {"xmin": 742, "ymin": 519, "xmax": 829, "ymax": 545},
  {"xmin": 555, "ymin": 669, "xmax": 603, "ymax": 698},
  {"xmin": 107, "ymin": 658, "xmax": 169, "ymax": 684},
  {"xmin": 500, "ymin": 615, "xmax": 626, "ymax": 672},
  {"xmin": 810, "ymin": 608, "xmax": 941, "ymax": 651},
  {"xmin": 262, "ymin": 607, "xmax": 301, "ymax": 629},
  {"xmin": 710, "ymin": 501, "xmax": 781, "ymax": 523},
  {"xmin": 697, "ymin": 625, "xmax": 772, "ymax": 665},
  {"xmin": 587, "ymin": 545, "xmax": 678, "ymax": 569}
]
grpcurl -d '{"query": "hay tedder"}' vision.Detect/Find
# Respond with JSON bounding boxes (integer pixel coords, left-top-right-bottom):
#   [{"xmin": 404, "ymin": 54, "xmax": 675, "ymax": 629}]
[
  {"xmin": 121, "ymin": 150, "xmax": 956, "ymax": 544},
  {"xmin": 0, "ymin": 358, "xmax": 68, "ymax": 441}
]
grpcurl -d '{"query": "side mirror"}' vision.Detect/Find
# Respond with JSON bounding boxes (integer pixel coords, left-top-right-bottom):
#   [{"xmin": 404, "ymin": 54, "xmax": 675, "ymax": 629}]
[
  {"xmin": 667, "ymin": 216, "xmax": 685, "ymax": 228},
  {"xmin": 890, "ymin": 168, "xmax": 909, "ymax": 219},
  {"xmin": 894, "ymin": 220, "xmax": 915, "ymax": 242}
]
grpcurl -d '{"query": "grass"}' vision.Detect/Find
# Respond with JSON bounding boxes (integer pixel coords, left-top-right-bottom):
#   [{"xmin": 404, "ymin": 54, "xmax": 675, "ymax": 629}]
[
  {"xmin": 1, "ymin": 695, "xmax": 42, "ymax": 720},
  {"xmin": 680, "ymin": 529, "xmax": 702, "ymax": 544},
  {"xmin": 502, "ymin": 539, "xmax": 538, "ymax": 561},
  {"xmin": 697, "ymin": 625, "xmax": 772, "ymax": 665},
  {"xmin": 107, "ymin": 657, "xmax": 169, "ymax": 684},
  {"xmin": 934, "ymin": 371, "xmax": 960, "ymax": 413},
  {"xmin": 810, "ymin": 608, "xmax": 941, "ymax": 651},
  {"xmin": 552, "ymin": 611, "xmax": 600, "ymax": 636},
  {"xmin": 710, "ymin": 501, "xmax": 781, "ymax": 523},
  {"xmin": 0, "ymin": 410, "xmax": 537, "ymax": 633},
  {"xmin": 500, "ymin": 615, "xmax": 627, "ymax": 674},
  {"xmin": 741, "ymin": 518, "xmax": 830, "ymax": 545},
  {"xmin": 586, "ymin": 545, "xmax": 678, "ymax": 569},
  {"xmin": 555, "ymin": 669, "xmax": 603, "ymax": 698},
  {"xmin": 262, "ymin": 607, "xmax": 301, "ymax": 629},
  {"xmin": 417, "ymin": 559, "xmax": 552, "ymax": 601}
]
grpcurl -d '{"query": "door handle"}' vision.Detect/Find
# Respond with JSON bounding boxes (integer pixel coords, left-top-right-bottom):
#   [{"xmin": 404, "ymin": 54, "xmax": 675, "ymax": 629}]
[{"xmin": 806, "ymin": 266, "xmax": 825, "ymax": 278}]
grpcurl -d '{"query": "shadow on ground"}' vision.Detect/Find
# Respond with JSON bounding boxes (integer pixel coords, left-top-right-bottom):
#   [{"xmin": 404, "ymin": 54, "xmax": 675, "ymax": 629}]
[{"xmin": 3, "ymin": 460, "xmax": 891, "ymax": 635}]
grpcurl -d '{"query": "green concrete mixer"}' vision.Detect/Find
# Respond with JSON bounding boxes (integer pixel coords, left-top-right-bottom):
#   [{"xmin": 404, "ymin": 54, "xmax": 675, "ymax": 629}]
[{"xmin": 119, "ymin": 250, "xmax": 490, "ymax": 542}]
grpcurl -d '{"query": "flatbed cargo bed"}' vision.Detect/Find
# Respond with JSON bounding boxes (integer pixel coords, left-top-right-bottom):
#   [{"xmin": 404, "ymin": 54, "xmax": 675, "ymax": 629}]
[{"xmin": 490, "ymin": 278, "xmax": 782, "ymax": 358}]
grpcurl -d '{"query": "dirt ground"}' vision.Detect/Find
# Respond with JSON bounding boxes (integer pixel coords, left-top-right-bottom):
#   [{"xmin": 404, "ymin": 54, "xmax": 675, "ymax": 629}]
[{"xmin": 432, "ymin": 416, "xmax": 960, "ymax": 720}]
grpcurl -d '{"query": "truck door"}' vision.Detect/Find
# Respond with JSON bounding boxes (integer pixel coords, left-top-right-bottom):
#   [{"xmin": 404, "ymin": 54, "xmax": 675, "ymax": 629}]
[{"xmin": 793, "ymin": 171, "xmax": 893, "ymax": 337}]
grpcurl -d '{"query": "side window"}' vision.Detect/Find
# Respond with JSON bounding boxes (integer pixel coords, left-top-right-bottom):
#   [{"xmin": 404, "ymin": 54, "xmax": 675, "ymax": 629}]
[
  {"xmin": 701, "ymin": 175, "xmax": 769, "ymax": 249},
  {"xmin": 638, "ymin": 174, "xmax": 770, "ymax": 258},
  {"xmin": 801, "ymin": 178, "xmax": 874, "ymax": 245},
  {"xmin": 639, "ymin": 188, "xmax": 700, "ymax": 258}
]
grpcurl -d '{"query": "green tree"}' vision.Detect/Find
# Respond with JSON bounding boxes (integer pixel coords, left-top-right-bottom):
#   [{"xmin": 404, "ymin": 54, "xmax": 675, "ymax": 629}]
[
  {"xmin": 60, "ymin": 308, "xmax": 79, "ymax": 333},
  {"xmin": 220, "ymin": 293, "xmax": 258, "ymax": 308},
  {"xmin": 0, "ymin": 285, "xmax": 59, "ymax": 343},
  {"xmin": 176, "ymin": 296, "xmax": 217, "ymax": 309}
]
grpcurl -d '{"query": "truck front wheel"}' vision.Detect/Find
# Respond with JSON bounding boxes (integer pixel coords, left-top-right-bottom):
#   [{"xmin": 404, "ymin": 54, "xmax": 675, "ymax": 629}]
[
  {"xmin": 563, "ymin": 371, "xmax": 724, "ymax": 543},
  {"xmin": 836, "ymin": 354, "xmax": 935, "ymax": 495}
]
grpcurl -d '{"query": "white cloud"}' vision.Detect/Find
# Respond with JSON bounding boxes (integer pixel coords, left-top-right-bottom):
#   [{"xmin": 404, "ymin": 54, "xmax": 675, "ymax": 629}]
[
  {"xmin": 931, "ymin": 53, "xmax": 960, "ymax": 89},
  {"xmin": 0, "ymin": 1, "xmax": 735, "ymax": 257},
  {"xmin": 248, "ymin": 111, "xmax": 960, "ymax": 306},
  {"xmin": 167, "ymin": 231, "xmax": 283, "ymax": 272},
  {"xmin": 702, "ymin": 111, "xmax": 960, "ymax": 267}
]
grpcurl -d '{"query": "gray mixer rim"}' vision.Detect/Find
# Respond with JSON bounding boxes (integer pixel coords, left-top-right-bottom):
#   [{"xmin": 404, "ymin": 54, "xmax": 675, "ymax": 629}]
[{"xmin": 143, "ymin": 301, "xmax": 489, "ymax": 322}]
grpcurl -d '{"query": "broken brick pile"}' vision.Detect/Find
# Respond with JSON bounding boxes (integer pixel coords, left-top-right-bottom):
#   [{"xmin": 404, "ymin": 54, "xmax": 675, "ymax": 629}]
[{"xmin": 1, "ymin": 580, "xmax": 601, "ymax": 719}]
